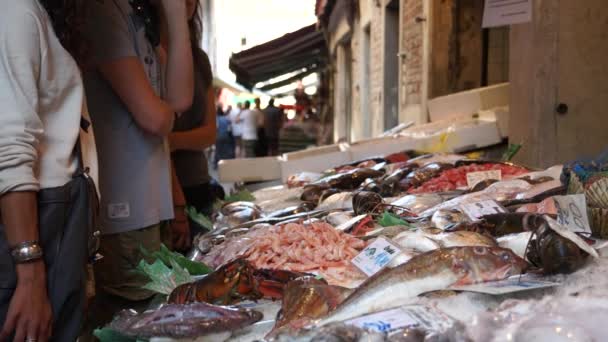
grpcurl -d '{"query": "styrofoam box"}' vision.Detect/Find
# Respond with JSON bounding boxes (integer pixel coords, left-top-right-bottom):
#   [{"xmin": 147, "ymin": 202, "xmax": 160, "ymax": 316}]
[
  {"xmin": 428, "ymin": 83, "xmax": 509, "ymax": 122},
  {"xmin": 280, "ymin": 145, "xmax": 351, "ymax": 182},
  {"xmin": 348, "ymin": 136, "xmax": 421, "ymax": 161},
  {"xmin": 479, "ymin": 106, "xmax": 509, "ymax": 138},
  {"xmin": 441, "ymin": 119, "xmax": 503, "ymax": 152},
  {"xmin": 218, "ymin": 157, "xmax": 281, "ymax": 183}
]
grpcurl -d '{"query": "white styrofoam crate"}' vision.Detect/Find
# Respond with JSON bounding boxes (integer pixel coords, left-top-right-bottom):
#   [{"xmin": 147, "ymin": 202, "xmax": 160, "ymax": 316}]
[
  {"xmin": 218, "ymin": 157, "xmax": 281, "ymax": 183},
  {"xmin": 280, "ymin": 150, "xmax": 351, "ymax": 182},
  {"xmin": 428, "ymin": 83, "xmax": 509, "ymax": 122}
]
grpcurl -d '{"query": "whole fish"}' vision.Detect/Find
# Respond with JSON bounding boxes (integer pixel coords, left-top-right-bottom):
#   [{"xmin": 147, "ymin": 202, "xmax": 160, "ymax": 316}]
[
  {"xmin": 108, "ymin": 302, "xmax": 262, "ymax": 339},
  {"xmin": 318, "ymin": 247, "xmax": 528, "ymax": 325},
  {"xmin": 268, "ymin": 277, "xmax": 353, "ymax": 338},
  {"xmin": 431, "ymin": 231, "xmax": 497, "ymax": 248}
]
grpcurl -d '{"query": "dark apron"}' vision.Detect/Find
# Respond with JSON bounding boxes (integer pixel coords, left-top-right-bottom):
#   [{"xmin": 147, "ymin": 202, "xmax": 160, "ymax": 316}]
[{"xmin": 0, "ymin": 169, "xmax": 98, "ymax": 341}]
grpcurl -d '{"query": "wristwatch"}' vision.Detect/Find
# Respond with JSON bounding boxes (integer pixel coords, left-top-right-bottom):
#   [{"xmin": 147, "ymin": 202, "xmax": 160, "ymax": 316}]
[{"xmin": 10, "ymin": 241, "xmax": 43, "ymax": 264}]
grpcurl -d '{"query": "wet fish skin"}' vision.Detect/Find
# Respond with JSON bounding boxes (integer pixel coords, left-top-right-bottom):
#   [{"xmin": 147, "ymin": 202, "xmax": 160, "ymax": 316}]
[
  {"xmin": 108, "ymin": 302, "xmax": 263, "ymax": 339},
  {"xmin": 271, "ymin": 322, "xmax": 386, "ymax": 342},
  {"xmin": 318, "ymin": 247, "xmax": 528, "ymax": 326}
]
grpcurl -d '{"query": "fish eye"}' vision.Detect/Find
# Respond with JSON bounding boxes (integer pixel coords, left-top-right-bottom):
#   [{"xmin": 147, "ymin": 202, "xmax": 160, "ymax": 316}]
[
  {"xmin": 473, "ymin": 247, "xmax": 486, "ymax": 255},
  {"xmin": 500, "ymin": 252, "xmax": 511, "ymax": 262}
]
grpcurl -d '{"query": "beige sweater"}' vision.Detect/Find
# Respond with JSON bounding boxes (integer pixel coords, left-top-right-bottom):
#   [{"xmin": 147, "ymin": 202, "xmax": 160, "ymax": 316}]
[{"xmin": 0, "ymin": 0, "xmax": 97, "ymax": 196}]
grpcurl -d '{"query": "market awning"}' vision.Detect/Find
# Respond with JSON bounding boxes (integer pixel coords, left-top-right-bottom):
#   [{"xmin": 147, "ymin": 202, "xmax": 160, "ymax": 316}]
[{"xmin": 229, "ymin": 24, "xmax": 328, "ymax": 90}]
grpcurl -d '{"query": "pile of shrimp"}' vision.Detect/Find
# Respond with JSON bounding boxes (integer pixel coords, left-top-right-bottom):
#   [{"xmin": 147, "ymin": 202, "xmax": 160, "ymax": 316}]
[{"xmin": 245, "ymin": 222, "xmax": 367, "ymax": 286}]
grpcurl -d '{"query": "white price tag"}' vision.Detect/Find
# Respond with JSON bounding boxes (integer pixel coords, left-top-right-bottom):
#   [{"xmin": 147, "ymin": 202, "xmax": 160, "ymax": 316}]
[
  {"xmin": 482, "ymin": 0, "xmax": 532, "ymax": 28},
  {"xmin": 466, "ymin": 170, "xmax": 502, "ymax": 189},
  {"xmin": 543, "ymin": 216, "xmax": 599, "ymax": 259},
  {"xmin": 351, "ymin": 237, "xmax": 401, "ymax": 277},
  {"xmin": 346, "ymin": 305, "xmax": 453, "ymax": 333},
  {"xmin": 461, "ymin": 200, "xmax": 507, "ymax": 221},
  {"xmin": 553, "ymin": 194, "xmax": 592, "ymax": 234}
]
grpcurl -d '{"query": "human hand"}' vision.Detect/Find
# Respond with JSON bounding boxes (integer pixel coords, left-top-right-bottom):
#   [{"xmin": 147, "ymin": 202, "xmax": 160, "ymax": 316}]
[
  {"xmin": 171, "ymin": 209, "xmax": 191, "ymax": 251},
  {"xmin": 0, "ymin": 262, "xmax": 52, "ymax": 342}
]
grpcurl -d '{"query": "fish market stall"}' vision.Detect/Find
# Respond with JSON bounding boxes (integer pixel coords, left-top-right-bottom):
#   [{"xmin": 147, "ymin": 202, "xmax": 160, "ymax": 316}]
[{"xmin": 95, "ymin": 149, "xmax": 608, "ymax": 342}]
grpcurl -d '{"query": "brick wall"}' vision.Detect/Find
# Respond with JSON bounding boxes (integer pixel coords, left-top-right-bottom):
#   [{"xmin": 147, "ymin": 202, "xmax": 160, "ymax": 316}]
[{"xmin": 401, "ymin": 0, "xmax": 424, "ymax": 109}]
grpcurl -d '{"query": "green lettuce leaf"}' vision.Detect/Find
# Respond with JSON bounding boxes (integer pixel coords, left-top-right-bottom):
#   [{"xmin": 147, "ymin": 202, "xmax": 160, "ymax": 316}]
[
  {"xmin": 224, "ymin": 189, "xmax": 256, "ymax": 203},
  {"xmin": 140, "ymin": 244, "xmax": 211, "ymax": 276},
  {"xmin": 378, "ymin": 212, "xmax": 412, "ymax": 228},
  {"xmin": 137, "ymin": 258, "xmax": 193, "ymax": 295},
  {"xmin": 186, "ymin": 206, "xmax": 214, "ymax": 231}
]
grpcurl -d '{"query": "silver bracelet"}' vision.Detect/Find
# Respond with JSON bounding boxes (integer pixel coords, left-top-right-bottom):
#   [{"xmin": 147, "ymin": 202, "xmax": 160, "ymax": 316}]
[{"xmin": 10, "ymin": 241, "xmax": 43, "ymax": 264}]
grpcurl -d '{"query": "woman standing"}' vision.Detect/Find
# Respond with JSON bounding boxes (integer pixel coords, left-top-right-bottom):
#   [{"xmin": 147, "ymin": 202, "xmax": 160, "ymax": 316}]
[
  {"xmin": 0, "ymin": 0, "xmax": 97, "ymax": 341},
  {"xmin": 168, "ymin": 0, "xmax": 221, "ymax": 233}
]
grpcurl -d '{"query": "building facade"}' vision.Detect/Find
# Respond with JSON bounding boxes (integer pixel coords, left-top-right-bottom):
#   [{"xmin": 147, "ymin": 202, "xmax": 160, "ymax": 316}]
[{"xmin": 318, "ymin": 0, "xmax": 509, "ymax": 143}]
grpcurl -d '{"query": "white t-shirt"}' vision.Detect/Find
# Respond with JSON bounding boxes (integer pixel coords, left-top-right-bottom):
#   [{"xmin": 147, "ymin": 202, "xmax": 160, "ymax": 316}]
[
  {"xmin": 0, "ymin": 0, "xmax": 98, "ymax": 196},
  {"xmin": 229, "ymin": 108, "xmax": 243, "ymax": 137},
  {"xmin": 240, "ymin": 109, "xmax": 259, "ymax": 140}
]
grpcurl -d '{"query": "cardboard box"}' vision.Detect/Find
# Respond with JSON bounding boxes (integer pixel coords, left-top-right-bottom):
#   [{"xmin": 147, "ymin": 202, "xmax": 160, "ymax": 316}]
[
  {"xmin": 428, "ymin": 83, "xmax": 509, "ymax": 122},
  {"xmin": 280, "ymin": 145, "xmax": 351, "ymax": 182},
  {"xmin": 218, "ymin": 157, "xmax": 281, "ymax": 183}
]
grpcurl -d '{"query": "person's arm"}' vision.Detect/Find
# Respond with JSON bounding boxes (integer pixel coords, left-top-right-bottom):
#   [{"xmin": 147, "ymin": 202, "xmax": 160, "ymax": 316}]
[
  {"xmin": 99, "ymin": 60, "xmax": 175, "ymax": 136},
  {"xmin": 159, "ymin": 0, "xmax": 194, "ymax": 112},
  {"xmin": 87, "ymin": 1, "xmax": 180, "ymax": 136},
  {"xmin": 170, "ymin": 162, "xmax": 190, "ymax": 251},
  {"xmin": 0, "ymin": 12, "xmax": 52, "ymax": 342},
  {"xmin": 169, "ymin": 87, "xmax": 217, "ymax": 151}
]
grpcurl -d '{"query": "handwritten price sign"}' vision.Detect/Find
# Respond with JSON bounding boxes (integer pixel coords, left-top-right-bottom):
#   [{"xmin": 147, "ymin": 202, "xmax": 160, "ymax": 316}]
[
  {"xmin": 352, "ymin": 237, "xmax": 401, "ymax": 277},
  {"xmin": 553, "ymin": 195, "xmax": 591, "ymax": 234},
  {"xmin": 461, "ymin": 200, "xmax": 507, "ymax": 221}
]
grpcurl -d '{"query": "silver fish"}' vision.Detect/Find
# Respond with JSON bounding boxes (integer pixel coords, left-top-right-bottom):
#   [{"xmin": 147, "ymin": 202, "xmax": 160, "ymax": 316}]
[{"xmin": 318, "ymin": 247, "xmax": 528, "ymax": 326}]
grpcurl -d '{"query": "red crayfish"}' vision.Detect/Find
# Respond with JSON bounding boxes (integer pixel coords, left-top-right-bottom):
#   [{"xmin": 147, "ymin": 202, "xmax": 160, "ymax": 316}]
[{"xmin": 168, "ymin": 259, "xmax": 307, "ymax": 305}]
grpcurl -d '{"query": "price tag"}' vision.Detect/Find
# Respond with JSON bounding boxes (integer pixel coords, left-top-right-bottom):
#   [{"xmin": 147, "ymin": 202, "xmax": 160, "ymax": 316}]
[
  {"xmin": 553, "ymin": 194, "xmax": 592, "ymax": 234},
  {"xmin": 466, "ymin": 170, "xmax": 502, "ymax": 189},
  {"xmin": 345, "ymin": 305, "xmax": 453, "ymax": 333},
  {"xmin": 460, "ymin": 200, "xmax": 507, "ymax": 221},
  {"xmin": 351, "ymin": 237, "xmax": 401, "ymax": 277},
  {"xmin": 543, "ymin": 216, "xmax": 599, "ymax": 259}
]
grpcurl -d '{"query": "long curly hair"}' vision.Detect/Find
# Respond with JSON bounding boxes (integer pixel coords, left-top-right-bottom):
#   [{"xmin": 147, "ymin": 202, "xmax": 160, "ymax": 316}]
[
  {"xmin": 189, "ymin": 1, "xmax": 210, "ymax": 82},
  {"xmin": 39, "ymin": 0, "xmax": 88, "ymax": 66}
]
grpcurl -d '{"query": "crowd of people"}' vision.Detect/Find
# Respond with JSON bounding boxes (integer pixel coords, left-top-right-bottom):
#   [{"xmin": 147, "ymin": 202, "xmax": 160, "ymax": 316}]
[
  {"xmin": 0, "ymin": 0, "xmax": 222, "ymax": 340},
  {"xmin": 214, "ymin": 98, "xmax": 285, "ymax": 164}
]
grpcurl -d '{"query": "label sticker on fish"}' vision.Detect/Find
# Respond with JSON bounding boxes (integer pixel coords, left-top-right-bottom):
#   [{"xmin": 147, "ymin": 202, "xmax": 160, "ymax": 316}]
[
  {"xmin": 543, "ymin": 216, "xmax": 599, "ymax": 259},
  {"xmin": 345, "ymin": 305, "xmax": 453, "ymax": 333},
  {"xmin": 466, "ymin": 170, "xmax": 502, "ymax": 189},
  {"xmin": 351, "ymin": 237, "xmax": 401, "ymax": 277},
  {"xmin": 553, "ymin": 194, "xmax": 592, "ymax": 234},
  {"xmin": 449, "ymin": 274, "xmax": 560, "ymax": 295},
  {"xmin": 460, "ymin": 200, "xmax": 507, "ymax": 221}
]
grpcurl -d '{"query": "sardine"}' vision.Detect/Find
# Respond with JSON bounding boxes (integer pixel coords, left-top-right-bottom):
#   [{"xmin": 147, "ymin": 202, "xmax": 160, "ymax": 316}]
[
  {"xmin": 318, "ymin": 247, "xmax": 528, "ymax": 325},
  {"xmin": 108, "ymin": 302, "xmax": 262, "ymax": 339}
]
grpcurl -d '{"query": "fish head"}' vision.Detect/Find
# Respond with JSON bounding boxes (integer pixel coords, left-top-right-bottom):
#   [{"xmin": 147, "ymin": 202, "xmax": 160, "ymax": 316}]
[{"xmin": 452, "ymin": 247, "xmax": 529, "ymax": 285}]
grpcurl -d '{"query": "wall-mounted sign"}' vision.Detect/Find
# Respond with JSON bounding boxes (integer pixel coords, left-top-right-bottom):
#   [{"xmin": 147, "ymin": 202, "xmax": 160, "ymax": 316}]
[{"xmin": 483, "ymin": 0, "xmax": 533, "ymax": 28}]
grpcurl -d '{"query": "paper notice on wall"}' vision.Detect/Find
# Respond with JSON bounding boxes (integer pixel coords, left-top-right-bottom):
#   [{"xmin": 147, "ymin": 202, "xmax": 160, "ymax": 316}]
[{"xmin": 483, "ymin": 0, "xmax": 533, "ymax": 28}]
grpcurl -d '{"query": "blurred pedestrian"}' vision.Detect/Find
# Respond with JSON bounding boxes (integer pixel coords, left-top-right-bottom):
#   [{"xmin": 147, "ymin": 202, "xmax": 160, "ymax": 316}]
[
  {"xmin": 264, "ymin": 98, "xmax": 284, "ymax": 156},
  {"xmin": 238, "ymin": 101, "xmax": 258, "ymax": 158},
  {"xmin": 253, "ymin": 98, "xmax": 266, "ymax": 157},
  {"xmin": 215, "ymin": 109, "xmax": 236, "ymax": 166},
  {"xmin": 229, "ymin": 102, "xmax": 243, "ymax": 157}
]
